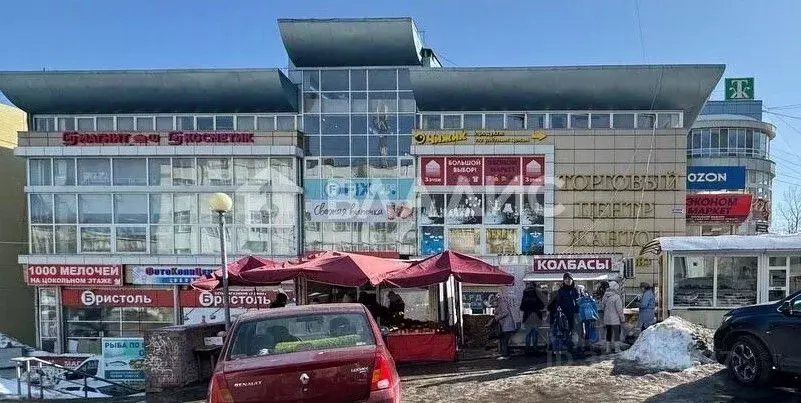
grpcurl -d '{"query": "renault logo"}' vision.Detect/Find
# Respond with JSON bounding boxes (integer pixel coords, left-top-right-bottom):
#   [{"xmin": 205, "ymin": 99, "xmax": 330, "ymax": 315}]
[{"xmin": 299, "ymin": 373, "xmax": 309, "ymax": 385}]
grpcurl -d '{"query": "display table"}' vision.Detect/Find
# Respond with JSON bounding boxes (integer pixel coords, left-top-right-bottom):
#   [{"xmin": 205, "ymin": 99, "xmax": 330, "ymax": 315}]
[{"xmin": 386, "ymin": 333, "xmax": 457, "ymax": 363}]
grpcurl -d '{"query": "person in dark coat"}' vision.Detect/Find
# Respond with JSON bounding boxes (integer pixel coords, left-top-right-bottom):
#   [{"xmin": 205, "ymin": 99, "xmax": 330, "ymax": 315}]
[
  {"xmin": 270, "ymin": 292, "xmax": 288, "ymax": 308},
  {"xmin": 520, "ymin": 282, "xmax": 545, "ymax": 322},
  {"xmin": 556, "ymin": 273, "xmax": 580, "ymax": 351}
]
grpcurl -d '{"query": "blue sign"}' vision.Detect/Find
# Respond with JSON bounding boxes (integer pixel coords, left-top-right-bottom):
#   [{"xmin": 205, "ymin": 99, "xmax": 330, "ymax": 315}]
[
  {"xmin": 304, "ymin": 179, "xmax": 414, "ymax": 201},
  {"xmin": 686, "ymin": 166, "xmax": 745, "ymax": 190},
  {"xmin": 101, "ymin": 337, "xmax": 145, "ymax": 382}
]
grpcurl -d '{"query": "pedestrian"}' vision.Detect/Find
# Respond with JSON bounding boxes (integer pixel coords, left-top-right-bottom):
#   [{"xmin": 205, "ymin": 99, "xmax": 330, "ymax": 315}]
[
  {"xmin": 600, "ymin": 281, "xmax": 625, "ymax": 353},
  {"xmin": 556, "ymin": 273, "xmax": 579, "ymax": 352},
  {"xmin": 487, "ymin": 293, "xmax": 517, "ymax": 360},
  {"xmin": 637, "ymin": 282, "xmax": 657, "ymax": 332},
  {"xmin": 577, "ymin": 285, "xmax": 600, "ymax": 348},
  {"xmin": 520, "ymin": 282, "xmax": 546, "ymax": 348},
  {"xmin": 270, "ymin": 291, "xmax": 288, "ymax": 308}
]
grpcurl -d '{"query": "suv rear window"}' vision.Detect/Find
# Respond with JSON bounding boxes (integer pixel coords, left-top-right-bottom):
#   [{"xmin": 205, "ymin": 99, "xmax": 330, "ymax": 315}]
[{"xmin": 228, "ymin": 313, "xmax": 375, "ymax": 359}]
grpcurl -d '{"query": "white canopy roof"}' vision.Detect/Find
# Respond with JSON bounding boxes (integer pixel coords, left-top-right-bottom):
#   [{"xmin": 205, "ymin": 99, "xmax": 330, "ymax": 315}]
[
  {"xmin": 523, "ymin": 272, "xmax": 618, "ymax": 282},
  {"xmin": 655, "ymin": 234, "xmax": 801, "ymax": 253}
]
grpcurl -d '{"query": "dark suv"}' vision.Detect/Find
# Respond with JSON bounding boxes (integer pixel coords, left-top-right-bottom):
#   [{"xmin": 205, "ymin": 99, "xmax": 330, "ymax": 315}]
[{"xmin": 714, "ymin": 291, "xmax": 801, "ymax": 386}]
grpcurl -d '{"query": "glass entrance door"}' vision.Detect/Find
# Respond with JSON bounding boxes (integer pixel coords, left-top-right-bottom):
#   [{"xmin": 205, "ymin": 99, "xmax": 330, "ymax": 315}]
[{"xmin": 768, "ymin": 268, "xmax": 789, "ymax": 302}]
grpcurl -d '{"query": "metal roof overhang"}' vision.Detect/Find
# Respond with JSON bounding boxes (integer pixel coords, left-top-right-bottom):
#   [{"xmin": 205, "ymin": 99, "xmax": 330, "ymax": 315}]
[
  {"xmin": 0, "ymin": 69, "xmax": 299, "ymax": 114},
  {"xmin": 278, "ymin": 18, "xmax": 423, "ymax": 67},
  {"xmin": 410, "ymin": 65, "xmax": 725, "ymax": 128},
  {"xmin": 643, "ymin": 234, "xmax": 801, "ymax": 255}
]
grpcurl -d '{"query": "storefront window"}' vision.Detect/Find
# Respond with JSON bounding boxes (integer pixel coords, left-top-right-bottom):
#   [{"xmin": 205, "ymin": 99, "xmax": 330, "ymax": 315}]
[
  {"xmin": 38, "ymin": 288, "xmax": 59, "ymax": 352},
  {"xmin": 113, "ymin": 159, "xmax": 147, "ymax": 186},
  {"xmin": 29, "ymin": 159, "xmax": 52, "ymax": 186},
  {"xmin": 77, "ymin": 159, "xmax": 111, "ymax": 186},
  {"xmin": 485, "ymin": 194, "xmax": 519, "ymax": 225},
  {"xmin": 673, "ymin": 256, "xmax": 715, "ymax": 307},
  {"xmin": 198, "ymin": 158, "xmax": 232, "ymax": 186},
  {"xmin": 791, "ymin": 257, "xmax": 801, "ymax": 296},
  {"xmin": 445, "ymin": 194, "xmax": 482, "ymax": 225},
  {"xmin": 80, "ymin": 227, "xmax": 111, "ymax": 252},
  {"xmin": 448, "ymin": 228, "xmax": 481, "ymax": 255},
  {"xmin": 65, "ymin": 306, "xmax": 173, "ymax": 354},
  {"xmin": 716, "ymin": 257, "xmax": 758, "ymax": 307},
  {"xmin": 116, "ymin": 227, "xmax": 147, "ymax": 252},
  {"xmin": 53, "ymin": 158, "xmax": 75, "ymax": 186},
  {"xmin": 486, "ymin": 228, "xmax": 518, "ymax": 254}
]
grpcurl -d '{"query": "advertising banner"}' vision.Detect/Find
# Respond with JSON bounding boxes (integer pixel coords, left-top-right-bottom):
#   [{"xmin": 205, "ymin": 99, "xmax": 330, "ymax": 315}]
[
  {"xmin": 522, "ymin": 156, "xmax": 545, "ymax": 186},
  {"xmin": 420, "ymin": 157, "xmax": 445, "ymax": 186},
  {"xmin": 101, "ymin": 338, "xmax": 146, "ymax": 382},
  {"xmin": 484, "ymin": 157, "xmax": 521, "ymax": 186},
  {"xmin": 25, "ymin": 265, "xmax": 122, "ymax": 287},
  {"xmin": 751, "ymin": 197, "xmax": 771, "ymax": 222},
  {"xmin": 306, "ymin": 199, "xmax": 414, "ymax": 222},
  {"xmin": 686, "ymin": 194, "xmax": 753, "ymax": 222},
  {"xmin": 62, "ymin": 289, "xmax": 173, "ymax": 308},
  {"xmin": 420, "ymin": 226, "xmax": 444, "ymax": 256},
  {"xmin": 445, "ymin": 157, "xmax": 483, "ymax": 186},
  {"xmin": 303, "ymin": 179, "xmax": 414, "ymax": 200},
  {"xmin": 125, "ymin": 265, "xmax": 216, "ymax": 285},
  {"xmin": 486, "ymin": 228, "xmax": 518, "ymax": 254},
  {"xmin": 531, "ymin": 255, "xmax": 620, "ymax": 273},
  {"xmin": 686, "ymin": 166, "xmax": 746, "ymax": 190},
  {"xmin": 62, "ymin": 132, "xmax": 255, "ymax": 146},
  {"xmin": 522, "ymin": 226, "xmax": 545, "ymax": 256},
  {"xmin": 179, "ymin": 288, "xmax": 293, "ymax": 309}
]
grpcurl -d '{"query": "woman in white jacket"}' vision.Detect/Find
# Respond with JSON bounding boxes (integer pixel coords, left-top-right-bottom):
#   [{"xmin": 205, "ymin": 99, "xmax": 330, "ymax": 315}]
[{"xmin": 600, "ymin": 281, "xmax": 625, "ymax": 353}]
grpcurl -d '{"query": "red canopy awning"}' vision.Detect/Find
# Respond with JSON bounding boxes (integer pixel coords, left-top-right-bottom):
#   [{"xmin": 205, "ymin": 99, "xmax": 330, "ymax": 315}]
[
  {"xmin": 191, "ymin": 255, "xmax": 280, "ymax": 291},
  {"xmin": 242, "ymin": 251, "xmax": 410, "ymax": 287},
  {"xmin": 384, "ymin": 251, "xmax": 514, "ymax": 288}
]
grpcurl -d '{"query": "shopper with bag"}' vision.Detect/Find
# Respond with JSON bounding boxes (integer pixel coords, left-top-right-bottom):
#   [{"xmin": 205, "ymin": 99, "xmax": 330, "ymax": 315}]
[
  {"xmin": 486, "ymin": 293, "xmax": 517, "ymax": 360},
  {"xmin": 600, "ymin": 281, "xmax": 626, "ymax": 354},
  {"xmin": 577, "ymin": 285, "xmax": 600, "ymax": 347},
  {"xmin": 555, "ymin": 273, "xmax": 579, "ymax": 352}
]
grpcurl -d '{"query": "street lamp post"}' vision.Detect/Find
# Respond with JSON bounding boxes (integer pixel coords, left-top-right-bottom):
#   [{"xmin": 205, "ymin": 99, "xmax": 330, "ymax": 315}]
[{"xmin": 208, "ymin": 193, "xmax": 234, "ymax": 334}]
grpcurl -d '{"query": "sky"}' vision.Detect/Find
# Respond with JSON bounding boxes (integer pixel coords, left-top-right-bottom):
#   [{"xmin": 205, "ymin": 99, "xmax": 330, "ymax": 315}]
[{"xmin": 1, "ymin": 0, "xmax": 801, "ymax": 226}]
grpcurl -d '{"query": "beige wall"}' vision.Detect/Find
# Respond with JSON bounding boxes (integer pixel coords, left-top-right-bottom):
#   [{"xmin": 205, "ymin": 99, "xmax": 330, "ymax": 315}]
[
  {"xmin": 551, "ymin": 129, "xmax": 687, "ymax": 288},
  {"xmin": 0, "ymin": 104, "xmax": 34, "ymax": 344}
]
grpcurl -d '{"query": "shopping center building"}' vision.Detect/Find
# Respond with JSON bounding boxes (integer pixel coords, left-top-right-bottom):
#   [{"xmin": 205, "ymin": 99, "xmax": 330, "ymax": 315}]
[{"xmin": 0, "ymin": 17, "xmax": 724, "ymax": 353}]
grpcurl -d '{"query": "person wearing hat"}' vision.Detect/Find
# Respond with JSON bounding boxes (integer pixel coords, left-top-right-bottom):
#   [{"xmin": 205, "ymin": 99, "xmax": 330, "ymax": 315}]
[
  {"xmin": 637, "ymin": 282, "xmax": 656, "ymax": 332},
  {"xmin": 555, "ymin": 272, "xmax": 580, "ymax": 352}
]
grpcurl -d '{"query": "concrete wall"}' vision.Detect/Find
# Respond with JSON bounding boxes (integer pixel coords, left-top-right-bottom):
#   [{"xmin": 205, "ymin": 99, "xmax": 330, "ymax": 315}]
[
  {"xmin": 144, "ymin": 322, "xmax": 225, "ymax": 392},
  {"xmin": 0, "ymin": 104, "xmax": 33, "ymax": 345},
  {"xmin": 670, "ymin": 309, "xmax": 726, "ymax": 330}
]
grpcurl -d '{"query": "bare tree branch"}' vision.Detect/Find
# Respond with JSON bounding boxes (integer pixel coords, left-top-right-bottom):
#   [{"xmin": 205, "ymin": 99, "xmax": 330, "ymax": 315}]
[{"xmin": 777, "ymin": 186, "xmax": 801, "ymax": 234}]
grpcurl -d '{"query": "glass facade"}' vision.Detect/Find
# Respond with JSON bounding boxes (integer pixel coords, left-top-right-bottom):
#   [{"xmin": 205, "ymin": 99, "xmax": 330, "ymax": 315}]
[
  {"xmin": 417, "ymin": 111, "xmax": 681, "ymax": 130},
  {"xmin": 687, "ymin": 127, "xmax": 771, "ymax": 159},
  {"xmin": 27, "ymin": 157, "xmax": 300, "ymax": 257},
  {"xmin": 673, "ymin": 256, "xmax": 758, "ymax": 308},
  {"xmin": 32, "ymin": 114, "xmax": 297, "ymax": 132}
]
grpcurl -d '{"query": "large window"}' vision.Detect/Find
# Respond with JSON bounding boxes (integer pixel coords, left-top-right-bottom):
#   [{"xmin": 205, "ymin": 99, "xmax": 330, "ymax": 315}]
[
  {"xmin": 672, "ymin": 256, "xmax": 758, "ymax": 308},
  {"xmin": 687, "ymin": 127, "xmax": 771, "ymax": 159},
  {"xmin": 65, "ymin": 306, "xmax": 174, "ymax": 354},
  {"xmin": 77, "ymin": 159, "xmax": 111, "ymax": 186}
]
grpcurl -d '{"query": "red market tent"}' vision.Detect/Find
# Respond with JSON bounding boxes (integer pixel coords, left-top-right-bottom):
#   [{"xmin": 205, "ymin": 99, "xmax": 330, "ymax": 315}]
[
  {"xmin": 383, "ymin": 250, "xmax": 514, "ymax": 288},
  {"xmin": 243, "ymin": 251, "xmax": 410, "ymax": 287},
  {"xmin": 191, "ymin": 255, "xmax": 282, "ymax": 291}
]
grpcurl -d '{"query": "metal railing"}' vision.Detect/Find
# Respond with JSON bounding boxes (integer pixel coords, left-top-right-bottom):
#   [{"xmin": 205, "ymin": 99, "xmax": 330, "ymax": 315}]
[{"xmin": 11, "ymin": 357, "xmax": 143, "ymax": 400}]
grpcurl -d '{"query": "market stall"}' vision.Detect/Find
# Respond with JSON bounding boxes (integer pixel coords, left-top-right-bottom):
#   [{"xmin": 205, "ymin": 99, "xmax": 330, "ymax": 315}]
[
  {"xmin": 509, "ymin": 254, "xmax": 623, "ymax": 351},
  {"xmin": 382, "ymin": 251, "xmax": 514, "ymax": 363}
]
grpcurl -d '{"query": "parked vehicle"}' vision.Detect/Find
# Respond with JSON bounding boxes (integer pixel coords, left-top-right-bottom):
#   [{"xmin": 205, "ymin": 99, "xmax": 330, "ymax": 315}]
[
  {"xmin": 208, "ymin": 303, "xmax": 401, "ymax": 403},
  {"xmin": 714, "ymin": 290, "xmax": 801, "ymax": 386}
]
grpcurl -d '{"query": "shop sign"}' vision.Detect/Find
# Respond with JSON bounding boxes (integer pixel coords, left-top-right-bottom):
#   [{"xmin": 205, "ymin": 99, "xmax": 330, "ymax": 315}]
[
  {"xmin": 413, "ymin": 130, "xmax": 548, "ymax": 145},
  {"xmin": 725, "ymin": 77, "xmax": 754, "ymax": 100},
  {"xmin": 567, "ymin": 231, "xmax": 660, "ymax": 248},
  {"xmin": 484, "ymin": 157, "xmax": 521, "ymax": 186},
  {"xmin": 558, "ymin": 173, "xmax": 679, "ymax": 191},
  {"xmin": 751, "ymin": 197, "xmax": 771, "ymax": 222},
  {"xmin": 180, "ymin": 288, "xmax": 291, "ymax": 309},
  {"xmin": 62, "ymin": 131, "xmax": 255, "ymax": 146},
  {"xmin": 62, "ymin": 289, "xmax": 173, "ymax": 308},
  {"xmin": 303, "ymin": 179, "xmax": 413, "ymax": 201},
  {"xmin": 574, "ymin": 202, "xmax": 654, "ymax": 219},
  {"xmin": 25, "ymin": 265, "xmax": 122, "ymax": 286},
  {"xmin": 421, "ymin": 157, "xmax": 445, "ymax": 186},
  {"xmin": 686, "ymin": 194, "xmax": 752, "ymax": 222},
  {"xmin": 687, "ymin": 166, "xmax": 746, "ymax": 190},
  {"xmin": 446, "ymin": 157, "xmax": 483, "ymax": 186},
  {"xmin": 101, "ymin": 338, "xmax": 145, "ymax": 382},
  {"xmin": 421, "ymin": 156, "xmax": 546, "ymax": 187},
  {"xmin": 125, "ymin": 265, "xmax": 216, "ymax": 285},
  {"xmin": 532, "ymin": 255, "xmax": 620, "ymax": 273},
  {"xmin": 306, "ymin": 199, "xmax": 414, "ymax": 222},
  {"xmin": 755, "ymin": 222, "xmax": 769, "ymax": 234}
]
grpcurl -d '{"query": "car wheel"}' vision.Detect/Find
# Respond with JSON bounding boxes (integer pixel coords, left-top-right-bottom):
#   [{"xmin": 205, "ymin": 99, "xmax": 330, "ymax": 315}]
[{"xmin": 728, "ymin": 336, "xmax": 772, "ymax": 386}]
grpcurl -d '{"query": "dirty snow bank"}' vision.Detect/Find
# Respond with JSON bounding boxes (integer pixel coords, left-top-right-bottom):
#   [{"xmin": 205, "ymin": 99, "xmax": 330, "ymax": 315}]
[{"xmin": 620, "ymin": 316, "xmax": 715, "ymax": 371}]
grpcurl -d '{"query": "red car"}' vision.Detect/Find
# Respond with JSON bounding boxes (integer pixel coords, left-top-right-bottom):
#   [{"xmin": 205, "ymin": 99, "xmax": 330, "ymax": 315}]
[{"xmin": 207, "ymin": 303, "xmax": 401, "ymax": 402}]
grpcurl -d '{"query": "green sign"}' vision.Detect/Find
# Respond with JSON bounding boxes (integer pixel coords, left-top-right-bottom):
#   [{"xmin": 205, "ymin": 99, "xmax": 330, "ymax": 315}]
[{"xmin": 725, "ymin": 77, "xmax": 754, "ymax": 100}]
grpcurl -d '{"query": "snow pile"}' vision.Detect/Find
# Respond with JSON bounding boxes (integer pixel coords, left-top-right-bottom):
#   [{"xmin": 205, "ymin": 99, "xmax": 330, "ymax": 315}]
[
  {"xmin": 0, "ymin": 333, "xmax": 51, "ymax": 356},
  {"xmin": 619, "ymin": 316, "xmax": 715, "ymax": 371}
]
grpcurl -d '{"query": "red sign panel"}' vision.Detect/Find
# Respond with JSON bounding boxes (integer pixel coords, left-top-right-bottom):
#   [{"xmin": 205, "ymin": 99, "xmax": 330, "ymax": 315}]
[
  {"xmin": 62, "ymin": 288, "xmax": 173, "ymax": 308},
  {"xmin": 522, "ymin": 156, "xmax": 545, "ymax": 186},
  {"xmin": 445, "ymin": 157, "xmax": 483, "ymax": 186},
  {"xmin": 686, "ymin": 194, "xmax": 753, "ymax": 222},
  {"xmin": 420, "ymin": 157, "xmax": 445, "ymax": 186},
  {"xmin": 25, "ymin": 265, "xmax": 122, "ymax": 286},
  {"xmin": 62, "ymin": 131, "xmax": 255, "ymax": 146},
  {"xmin": 179, "ymin": 289, "xmax": 293, "ymax": 309},
  {"xmin": 484, "ymin": 157, "xmax": 521, "ymax": 186},
  {"xmin": 532, "ymin": 256, "xmax": 617, "ymax": 273}
]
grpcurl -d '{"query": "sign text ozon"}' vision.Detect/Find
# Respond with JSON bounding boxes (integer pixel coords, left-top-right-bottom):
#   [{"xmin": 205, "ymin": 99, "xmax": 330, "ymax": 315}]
[{"xmin": 558, "ymin": 173, "xmax": 679, "ymax": 191}]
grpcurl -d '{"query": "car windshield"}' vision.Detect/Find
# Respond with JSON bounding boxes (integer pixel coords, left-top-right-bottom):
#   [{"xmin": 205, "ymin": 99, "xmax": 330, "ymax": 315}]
[{"xmin": 228, "ymin": 312, "xmax": 375, "ymax": 360}]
